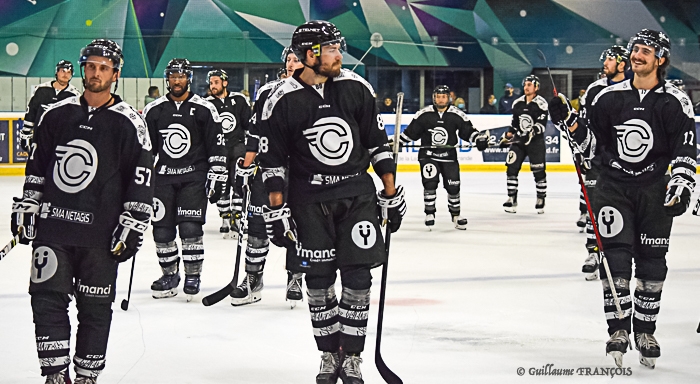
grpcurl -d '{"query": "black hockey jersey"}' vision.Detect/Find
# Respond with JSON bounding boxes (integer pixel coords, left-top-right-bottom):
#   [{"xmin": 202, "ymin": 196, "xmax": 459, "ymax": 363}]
[
  {"xmin": 589, "ymin": 80, "xmax": 696, "ymax": 184},
  {"xmin": 257, "ymin": 69, "xmax": 393, "ymax": 204},
  {"xmin": 247, "ymin": 79, "xmax": 284, "ymax": 154},
  {"xmin": 400, "ymin": 105, "xmax": 477, "ymax": 162},
  {"xmin": 143, "ymin": 93, "xmax": 226, "ymax": 185},
  {"xmin": 23, "ymin": 81, "xmax": 81, "ymax": 130},
  {"xmin": 23, "ymin": 95, "xmax": 154, "ymax": 249},
  {"xmin": 509, "ymin": 95, "xmax": 549, "ymax": 140},
  {"xmin": 205, "ymin": 91, "xmax": 251, "ymax": 149}
]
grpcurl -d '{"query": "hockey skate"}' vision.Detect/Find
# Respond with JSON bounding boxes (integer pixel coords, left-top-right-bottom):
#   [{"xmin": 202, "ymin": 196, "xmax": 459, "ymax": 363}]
[
  {"xmin": 45, "ymin": 368, "xmax": 70, "ymax": 384},
  {"xmin": 151, "ymin": 271, "xmax": 181, "ymax": 299},
  {"xmin": 606, "ymin": 329, "xmax": 631, "ymax": 368},
  {"xmin": 635, "ymin": 333, "xmax": 660, "ymax": 369},
  {"xmin": 339, "ymin": 354, "xmax": 364, "ymax": 384},
  {"xmin": 230, "ymin": 272, "xmax": 263, "ymax": 306},
  {"xmin": 286, "ymin": 271, "xmax": 303, "ymax": 309},
  {"xmin": 74, "ymin": 377, "xmax": 97, "ymax": 384},
  {"xmin": 582, "ymin": 253, "xmax": 599, "ymax": 281},
  {"xmin": 576, "ymin": 212, "xmax": 588, "ymax": 231},
  {"xmin": 183, "ymin": 275, "xmax": 201, "ymax": 302},
  {"xmin": 424, "ymin": 213, "xmax": 435, "ymax": 229},
  {"xmin": 503, "ymin": 196, "xmax": 517, "ymax": 213},
  {"xmin": 220, "ymin": 216, "xmax": 232, "ymax": 239},
  {"xmin": 316, "ymin": 351, "xmax": 341, "ymax": 384},
  {"xmin": 535, "ymin": 197, "xmax": 545, "ymax": 214},
  {"xmin": 452, "ymin": 215, "xmax": 467, "ymax": 230}
]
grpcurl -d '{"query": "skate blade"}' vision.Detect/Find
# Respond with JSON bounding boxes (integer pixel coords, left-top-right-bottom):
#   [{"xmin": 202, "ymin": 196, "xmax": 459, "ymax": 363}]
[
  {"xmin": 152, "ymin": 288, "xmax": 178, "ymax": 299},
  {"xmin": 286, "ymin": 296, "xmax": 303, "ymax": 309},
  {"xmin": 607, "ymin": 351, "xmax": 624, "ymax": 368},
  {"xmin": 639, "ymin": 355, "xmax": 656, "ymax": 369},
  {"xmin": 504, "ymin": 207, "xmax": 517, "ymax": 214},
  {"xmin": 230, "ymin": 292, "xmax": 262, "ymax": 306},
  {"xmin": 585, "ymin": 272, "xmax": 599, "ymax": 281},
  {"xmin": 579, "ymin": 228, "xmax": 585, "ymax": 233},
  {"xmin": 537, "ymin": 209, "xmax": 545, "ymax": 214},
  {"xmin": 455, "ymin": 225, "xmax": 467, "ymax": 230}
]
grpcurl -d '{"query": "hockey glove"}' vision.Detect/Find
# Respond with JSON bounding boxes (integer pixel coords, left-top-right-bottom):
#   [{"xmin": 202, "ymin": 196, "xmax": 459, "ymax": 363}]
[
  {"xmin": 262, "ymin": 204, "xmax": 297, "ymax": 248},
  {"xmin": 111, "ymin": 211, "xmax": 150, "ymax": 263},
  {"xmin": 19, "ymin": 127, "xmax": 33, "ymax": 152},
  {"xmin": 206, "ymin": 166, "xmax": 229, "ymax": 203},
  {"xmin": 234, "ymin": 158, "xmax": 256, "ymax": 197},
  {"xmin": 664, "ymin": 175, "xmax": 694, "ymax": 217},
  {"xmin": 474, "ymin": 130, "xmax": 490, "ymax": 151},
  {"xmin": 377, "ymin": 185, "xmax": 407, "ymax": 233},
  {"xmin": 11, "ymin": 197, "xmax": 39, "ymax": 245},
  {"xmin": 548, "ymin": 94, "xmax": 578, "ymax": 132}
]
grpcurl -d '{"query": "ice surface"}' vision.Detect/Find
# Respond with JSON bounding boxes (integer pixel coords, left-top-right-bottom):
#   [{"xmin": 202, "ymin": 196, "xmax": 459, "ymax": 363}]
[{"xmin": 1, "ymin": 172, "xmax": 699, "ymax": 383}]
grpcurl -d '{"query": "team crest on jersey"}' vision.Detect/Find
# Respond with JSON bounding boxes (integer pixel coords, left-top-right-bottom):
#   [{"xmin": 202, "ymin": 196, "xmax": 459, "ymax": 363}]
[
  {"xmin": 598, "ymin": 206, "xmax": 623, "ymax": 238},
  {"xmin": 429, "ymin": 127, "xmax": 448, "ymax": 145},
  {"xmin": 303, "ymin": 117, "xmax": 353, "ymax": 166},
  {"xmin": 53, "ymin": 139, "xmax": 98, "ymax": 193},
  {"xmin": 152, "ymin": 197, "xmax": 165, "ymax": 222},
  {"xmin": 518, "ymin": 114, "xmax": 534, "ymax": 132},
  {"xmin": 614, "ymin": 119, "xmax": 653, "ymax": 163},
  {"xmin": 161, "ymin": 123, "xmax": 191, "ymax": 159},
  {"xmin": 422, "ymin": 163, "xmax": 437, "ymax": 179},
  {"xmin": 219, "ymin": 112, "xmax": 237, "ymax": 134},
  {"xmin": 506, "ymin": 151, "xmax": 517, "ymax": 164},
  {"xmin": 31, "ymin": 246, "xmax": 58, "ymax": 283},
  {"xmin": 351, "ymin": 221, "xmax": 376, "ymax": 249}
]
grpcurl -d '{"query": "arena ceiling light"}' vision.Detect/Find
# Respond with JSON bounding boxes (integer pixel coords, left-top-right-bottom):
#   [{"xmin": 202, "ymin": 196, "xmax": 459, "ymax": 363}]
[{"xmin": 352, "ymin": 32, "xmax": 464, "ymax": 71}]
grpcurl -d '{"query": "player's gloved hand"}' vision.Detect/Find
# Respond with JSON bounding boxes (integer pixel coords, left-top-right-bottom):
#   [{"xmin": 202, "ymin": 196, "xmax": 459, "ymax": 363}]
[
  {"xmin": 19, "ymin": 127, "xmax": 34, "ymax": 152},
  {"xmin": 664, "ymin": 174, "xmax": 694, "ymax": 217},
  {"xmin": 11, "ymin": 197, "xmax": 40, "ymax": 245},
  {"xmin": 377, "ymin": 185, "xmax": 406, "ymax": 233},
  {"xmin": 548, "ymin": 94, "xmax": 578, "ymax": 131},
  {"xmin": 263, "ymin": 203, "xmax": 297, "ymax": 248},
  {"xmin": 234, "ymin": 158, "xmax": 256, "ymax": 197},
  {"xmin": 499, "ymin": 132, "xmax": 513, "ymax": 148},
  {"xmin": 474, "ymin": 130, "xmax": 490, "ymax": 151},
  {"xmin": 206, "ymin": 166, "xmax": 229, "ymax": 203},
  {"xmin": 110, "ymin": 211, "xmax": 150, "ymax": 262},
  {"xmin": 387, "ymin": 137, "xmax": 402, "ymax": 151}
]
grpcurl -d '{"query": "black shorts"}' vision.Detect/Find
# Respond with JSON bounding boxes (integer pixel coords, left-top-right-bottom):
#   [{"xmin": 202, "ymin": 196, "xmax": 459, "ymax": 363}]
[
  {"xmin": 506, "ymin": 135, "xmax": 546, "ymax": 175},
  {"xmin": 153, "ymin": 181, "xmax": 208, "ymax": 227},
  {"xmin": 287, "ymin": 193, "xmax": 387, "ymax": 275},
  {"xmin": 29, "ymin": 242, "xmax": 118, "ymax": 303},
  {"xmin": 419, "ymin": 159, "xmax": 460, "ymax": 191}
]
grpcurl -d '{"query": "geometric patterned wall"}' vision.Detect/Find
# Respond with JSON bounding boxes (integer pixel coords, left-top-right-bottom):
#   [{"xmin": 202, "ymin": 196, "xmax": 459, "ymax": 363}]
[{"xmin": 1, "ymin": 0, "xmax": 699, "ymax": 86}]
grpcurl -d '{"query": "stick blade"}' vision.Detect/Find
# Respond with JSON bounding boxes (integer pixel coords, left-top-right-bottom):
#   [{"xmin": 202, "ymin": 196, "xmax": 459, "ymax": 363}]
[
  {"xmin": 375, "ymin": 353, "xmax": 403, "ymax": 384},
  {"xmin": 201, "ymin": 285, "xmax": 234, "ymax": 306},
  {"xmin": 536, "ymin": 48, "xmax": 546, "ymax": 62},
  {"xmin": 120, "ymin": 299, "xmax": 129, "ymax": 311}
]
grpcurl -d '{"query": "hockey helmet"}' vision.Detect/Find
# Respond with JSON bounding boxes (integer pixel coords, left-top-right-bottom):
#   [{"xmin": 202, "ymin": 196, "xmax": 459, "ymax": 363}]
[
  {"xmin": 667, "ymin": 78, "xmax": 684, "ymax": 90},
  {"xmin": 291, "ymin": 20, "xmax": 346, "ymax": 63},
  {"xmin": 432, "ymin": 85, "xmax": 452, "ymax": 106},
  {"xmin": 207, "ymin": 69, "xmax": 228, "ymax": 84},
  {"xmin": 599, "ymin": 45, "xmax": 630, "ymax": 64},
  {"xmin": 79, "ymin": 39, "xmax": 123, "ymax": 71},
  {"xmin": 627, "ymin": 29, "xmax": 670, "ymax": 59},
  {"xmin": 280, "ymin": 46, "xmax": 295, "ymax": 63},
  {"xmin": 164, "ymin": 58, "xmax": 193, "ymax": 81},
  {"xmin": 55, "ymin": 60, "xmax": 74, "ymax": 74},
  {"xmin": 522, "ymin": 74, "xmax": 540, "ymax": 89},
  {"xmin": 277, "ymin": 67, "xmax": 287, "ymax": 79}
]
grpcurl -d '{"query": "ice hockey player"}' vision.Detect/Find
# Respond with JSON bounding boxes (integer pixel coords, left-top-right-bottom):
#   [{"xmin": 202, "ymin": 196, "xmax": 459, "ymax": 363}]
[
  {"xmin": 143, "ymin": 58, "xmax": 227, "ymax": 301},
  {"xmin": 20, "ymin": 60, "xmax": 81, "ymax": 151},
  {"xmin": 396, "ymin": 85, "xmax": 486, "ymax": 229},
  {"xmin": 11, "ymin": 39, "xmax": 153, "ymax": 384},
  {"xmin": 501, "ymin": 74, "xmax": 549, "ymax": 214},
  {"xmin": 230, "ymin": 46, "xmax": 305, "ymax": 307},
  {"xmin": 550, "ymin": 29, "xmax": 696, "ymax": 369},
  {"xmin": 256, "ymin": 21, "xmax": 406, "ymax": 384},
  {"xmin": 205, "ymin": 69, "xmax": 251, "ymax": 238}
]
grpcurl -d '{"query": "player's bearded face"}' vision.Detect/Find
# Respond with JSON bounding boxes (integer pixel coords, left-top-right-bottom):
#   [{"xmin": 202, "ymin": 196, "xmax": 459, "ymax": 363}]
[
  {"xmin": 286, "ymin": 54, "xmax": 303, "ymax": 77},
  {"xmin": 433, "ymin": 93, "xmax": 449, "ymax": 108},
  {"xmin": 209, "ymin": 77, "xmax": 225, "ymax": 97},
  {"xmin": 168, "ymin": 74, "xmax": 188, "ymax": 97},
  {"xmin": 56, "ymin": 68, "xmax": 72, "ymax": 86},
  {"xmin": 318, "ymin": 44, "xmax": 342, "ymax": 78},
  {"xmin": 630, "ymin": 44, "xmax": 660, "ymax": 77},
  {"xmin": 523, "ymin": 81, "xmax": 537, "ymax": 96},
  {"xmin": 83, "ymin": 57, "xmax": 116, "ymax": 93},
  {"xmin": 603, "ymin": 56, "xmax": 619, "ymax": 77}
]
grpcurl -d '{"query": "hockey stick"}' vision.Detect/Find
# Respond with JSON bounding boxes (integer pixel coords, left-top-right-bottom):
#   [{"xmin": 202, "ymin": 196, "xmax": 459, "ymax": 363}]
[
  {"xmin": 202, "ymin": 184, "xmax": 250, "ymax": 306},
  {"xmin": 120, "ymin": 254, "xmax": 136, "ymax": 311},
  {"xmin": 537, "ymin": 49, "xmax": 624, "ymax": 320},
  {"xmin": 0, "ymin": 233, "xmax": 21, "ymax": 261},
  {"xmin": 375, "ymin": 92, "xmax": 404, "ymax": 384}
]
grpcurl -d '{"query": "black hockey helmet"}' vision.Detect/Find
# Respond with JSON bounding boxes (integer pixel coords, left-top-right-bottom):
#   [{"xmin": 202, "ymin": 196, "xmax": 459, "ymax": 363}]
[
  {"xmin": 207, "ymin": 69, "xmax": 228, "ymax": 84},
  {"xmin": 280, "ymin": 46, "xmax": 295, "ymax": 63},
  {"xmin": 165, "ymin": 58, "xmax": 193, "ymax": 92},
  {"xmin": 667, "ymin": 78, "xmax": 684, "ymax": 90},
  {"xmin": 432, "ymin": 85, "xmax": 452, "ymax": 106},
  {"xmin": 522, "ymin": 74, "xmax": 540, "ymax": 89},
  {"xmin": 55, "ymin": 60, "xmax": 74, "ymax": 74},
  {"xmin": 79, "ymin": 39, "xmax": 124, "ymax": 71},
  {"xmin": 291, "ymin": 20, "xmax": 346, "ymax": 64},
  {"xmin": 599, "ymin": 45, "xmax": 630, "ymax": 64},
  {"xmin": 277, "ymin": 67, "xmax": 287, "ymax": 79},
  {"xmin": 627, "ymin": 29, "xmax": 670, "ymax": 59}
]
